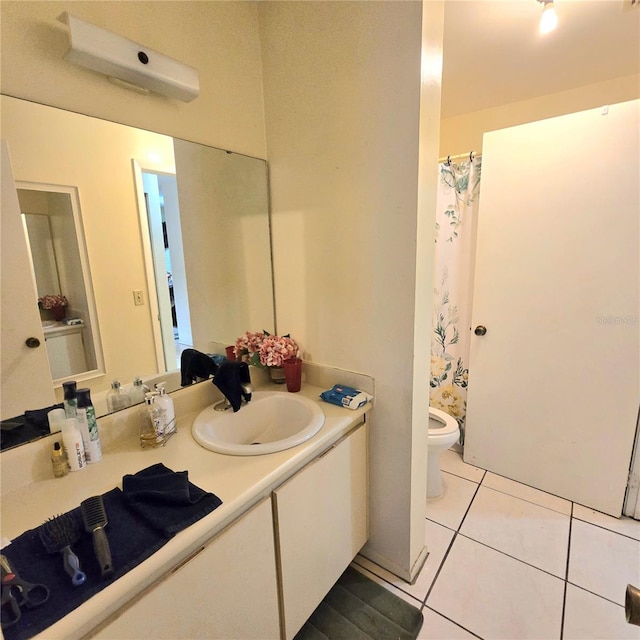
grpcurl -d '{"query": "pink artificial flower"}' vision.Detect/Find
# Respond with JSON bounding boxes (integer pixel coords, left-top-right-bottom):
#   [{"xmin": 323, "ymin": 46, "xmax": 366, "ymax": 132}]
[{"xmin": 259, "ymin": 335, "xmax": 298, "ymax": 368}]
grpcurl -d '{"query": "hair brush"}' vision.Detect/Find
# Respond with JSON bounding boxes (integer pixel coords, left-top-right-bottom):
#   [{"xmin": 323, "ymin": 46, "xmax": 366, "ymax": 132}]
[{"xmin": 39, "ymin": 513, "xmax": 86, "ymax": 586}]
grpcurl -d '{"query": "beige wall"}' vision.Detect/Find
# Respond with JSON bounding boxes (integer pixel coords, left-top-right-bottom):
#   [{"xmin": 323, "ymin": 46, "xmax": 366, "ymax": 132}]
[
  {"xmin": 0, "ymin": 1, "xmax": 267, "ymax": 158},
  {"xmin": 259, "ymin": 1, "xmax": 442, "ymax": 579},
  {"xmin": 2, "ymin": 0, "xmax": 443, "ymax": 579},
  {"xmin": 440, "ymin": 74, "xmax": 640, "ymax": 156}
]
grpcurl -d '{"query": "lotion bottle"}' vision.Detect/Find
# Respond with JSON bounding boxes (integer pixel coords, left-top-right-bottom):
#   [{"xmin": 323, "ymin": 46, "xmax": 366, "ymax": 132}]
[
  {"xmin": 76, "ymin": 388, "xmax": 102, "ymax": 463},
  {"xmin": 62, "ymin": 418, "xmax": 86, "ymax": 471},
  {"xmin": 154, "ymin": 383, "xmax": 176, "ymax": 435}
]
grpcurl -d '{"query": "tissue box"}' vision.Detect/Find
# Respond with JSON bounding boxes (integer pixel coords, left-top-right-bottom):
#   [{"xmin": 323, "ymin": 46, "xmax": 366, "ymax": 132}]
[{"xmin": 320, "ymin": 384, "xmax": 373, "ymax": 410}]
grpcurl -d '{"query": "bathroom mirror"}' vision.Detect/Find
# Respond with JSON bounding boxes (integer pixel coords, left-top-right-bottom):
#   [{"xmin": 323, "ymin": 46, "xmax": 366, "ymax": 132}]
[{"xmin": 0, "ymin": 95, "xmax": 275, "ymax": 450}]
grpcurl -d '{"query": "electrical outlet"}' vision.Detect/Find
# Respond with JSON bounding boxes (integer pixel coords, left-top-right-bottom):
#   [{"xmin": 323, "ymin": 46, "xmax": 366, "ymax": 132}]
[{"xmin": 133, "ymin": 289, "xmax": 144, "ymax": 306}]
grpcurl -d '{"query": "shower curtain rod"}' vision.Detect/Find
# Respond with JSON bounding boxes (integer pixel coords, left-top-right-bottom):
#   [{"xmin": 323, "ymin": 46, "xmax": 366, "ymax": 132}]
[{"xmin": 438, "ymin": 151, "xmax": 480, "ymax": 164}]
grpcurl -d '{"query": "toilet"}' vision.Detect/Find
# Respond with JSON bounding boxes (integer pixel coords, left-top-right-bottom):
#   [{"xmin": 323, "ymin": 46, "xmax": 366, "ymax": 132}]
[{"xmin": 427, "ymin": 407, "xmax": 460, "ymax": 499}]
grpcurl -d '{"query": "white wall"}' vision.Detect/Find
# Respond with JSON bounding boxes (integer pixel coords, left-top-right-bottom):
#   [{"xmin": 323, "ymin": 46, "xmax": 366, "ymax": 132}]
[{"xmin": 259, "ymin": 0, "xmax": 443, "ymax": 579}]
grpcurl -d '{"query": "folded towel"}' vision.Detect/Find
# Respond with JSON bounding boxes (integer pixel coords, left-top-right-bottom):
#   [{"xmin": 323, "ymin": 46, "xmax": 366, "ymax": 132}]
[
  {"xmin": 122, "ymin": 463, "xmax": 222, "ymax": 536},
  {"xmin": 2, "ymin": 488, "xmax": 167, "ymax": 640},
  {"xmin": 23, "ymin": 402, "xmax": 65, "ymax": 431},
  {"xmin": 180, "ymin": 348, "xmax": 219, "ymax": 386},
  {"xmin": 212, "ymin": 360, "xmax": 252, "ymax": 412}
]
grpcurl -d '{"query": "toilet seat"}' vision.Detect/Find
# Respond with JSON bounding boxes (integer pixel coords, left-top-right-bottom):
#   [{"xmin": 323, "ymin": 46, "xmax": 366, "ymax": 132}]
[{"xmin": 428, "ymin": 407, "xmax": 459, "ymax": 437}]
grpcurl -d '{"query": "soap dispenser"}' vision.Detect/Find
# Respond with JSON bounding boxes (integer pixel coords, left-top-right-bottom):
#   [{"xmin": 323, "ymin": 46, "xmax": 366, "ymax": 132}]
[
  {"xmin": 106, "ymin": 379, "xmax": 131, "ymax": 413},
  {"xmin": 154, "ymin": 383, "xmax": 176, "ymax": 435},
  {"xmin": 129, "ymin": 376, "xmax": 150, "ymax": 405}
]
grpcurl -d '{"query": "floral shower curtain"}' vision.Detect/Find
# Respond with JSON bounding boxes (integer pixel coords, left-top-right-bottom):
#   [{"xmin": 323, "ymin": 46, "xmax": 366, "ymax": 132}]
[{"xmin": 430, "ymin": 157, "xmax": 482, "ymax": 445}]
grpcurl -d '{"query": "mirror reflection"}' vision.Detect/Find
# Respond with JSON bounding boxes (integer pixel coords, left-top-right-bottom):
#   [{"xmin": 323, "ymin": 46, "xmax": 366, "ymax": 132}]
[{"xmin": 1, "ymin": 95, "xmax": 275, "ymax": 449}]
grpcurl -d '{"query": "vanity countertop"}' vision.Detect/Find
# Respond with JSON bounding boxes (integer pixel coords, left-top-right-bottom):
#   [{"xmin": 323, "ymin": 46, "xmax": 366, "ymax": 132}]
[{"xmin": 0, "ymin": 382, "xmax": 370, "ymax": 640}]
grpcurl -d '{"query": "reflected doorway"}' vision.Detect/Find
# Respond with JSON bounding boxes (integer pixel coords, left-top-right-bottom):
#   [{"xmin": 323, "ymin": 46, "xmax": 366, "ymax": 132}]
[
  {"xmin": 141, "ymin": 172, "xmax": 193, "ymax": 371},
  {"xmin": 17, "ymin": 183, "xmax": 103, "ymax": 382}
]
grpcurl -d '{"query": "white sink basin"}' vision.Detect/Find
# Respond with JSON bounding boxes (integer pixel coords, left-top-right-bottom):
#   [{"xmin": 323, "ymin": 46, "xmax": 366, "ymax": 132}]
[{"xmin": 192, "ymin": 391, "xmax": 325, "ymax": 456}]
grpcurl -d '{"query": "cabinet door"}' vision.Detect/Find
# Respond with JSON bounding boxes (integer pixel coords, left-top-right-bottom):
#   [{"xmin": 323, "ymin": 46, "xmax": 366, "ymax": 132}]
[
  {"xmin": 274, "ymin": 423, "xmax": 368, "ymax": 640},
  {"xmin": 92, "ymin": 498, "xmax": 280, "ymax": 640}
]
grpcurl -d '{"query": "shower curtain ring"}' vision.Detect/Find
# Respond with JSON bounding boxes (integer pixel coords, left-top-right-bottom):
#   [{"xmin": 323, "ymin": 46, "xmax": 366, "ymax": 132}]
[{"xmin": 446, "ymin": 155, "xmax": 451, "ymax": 166}]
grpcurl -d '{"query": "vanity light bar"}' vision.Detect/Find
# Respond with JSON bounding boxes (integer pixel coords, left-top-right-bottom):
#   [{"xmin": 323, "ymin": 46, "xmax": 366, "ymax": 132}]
[{"xmin": 58, "ymin": 12, "xmax": 200, "ymax": 102}]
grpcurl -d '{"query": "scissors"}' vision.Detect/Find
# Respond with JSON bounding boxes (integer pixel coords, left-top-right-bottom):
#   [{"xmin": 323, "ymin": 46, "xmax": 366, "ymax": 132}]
[{"xmin": 1, "ymin": 554, "xmax": 49, "ymax": 629}]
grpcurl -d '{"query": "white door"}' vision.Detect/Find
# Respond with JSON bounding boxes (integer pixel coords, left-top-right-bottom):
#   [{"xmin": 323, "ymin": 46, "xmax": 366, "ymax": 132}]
[
  {"xmin": 1, "ymin": 141, "xmax": 55, "ymax": 419},
  {"xmin": 464, "ymin": 101, "xmax": 639, "ymax": 517}
]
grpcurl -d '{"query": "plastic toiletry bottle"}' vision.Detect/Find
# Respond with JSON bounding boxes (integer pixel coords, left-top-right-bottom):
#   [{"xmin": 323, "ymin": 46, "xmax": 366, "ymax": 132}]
[
  {"xmin": 106, "ymin": 379, "xmax": 131, "ymax": 413},
  {"xmin": 62, "ymin": 418, "xmax": 86, "ymax": 471},
  {"xmin": 129, "ymin": 376, "xmax": 150, "ymax": 405},
  {"xmin": 48, "ymin": 408, "xmax": 66, "ymax": 434},
  {"xmin": 51, "ymin": 441, "xmax": 69, "ymax": 477},
  {"xmin": 62, "ymin": 381, "xmax": 78, "ymax": 418},
  {"xmin": 76, "ymin": 388, "xmax": 102, "ymax": 463},
  {"xmin": 140, "ymin": 392, "xmax": 166, "ymax": 448},
  {"xmin": 154, "ymin": 383, "xmax": 176, "ymax": 435}
]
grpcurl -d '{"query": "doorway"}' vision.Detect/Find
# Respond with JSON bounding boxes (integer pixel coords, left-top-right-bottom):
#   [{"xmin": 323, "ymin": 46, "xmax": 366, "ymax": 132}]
[{"xmin": 140, "ymin": 171, "xmax": 193, "ymax": 372}]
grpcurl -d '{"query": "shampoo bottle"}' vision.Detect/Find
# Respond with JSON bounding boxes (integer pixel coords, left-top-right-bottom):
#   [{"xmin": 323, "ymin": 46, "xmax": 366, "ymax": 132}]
[
  {"xmin": 62, "ymin": 418, "xmax": 86, "ymax": 471},
  {"xmin": 62, "ymin": 381, "xmax": 78, "ymax": 418},
  {"xmin": 154, "ymin": 383, "xmax": 176, "ymax": 435},
  {"xmin": 76, "ymin": 388, "xmax": 102, "ymax": 463},
  {"xmin": 106, "ymin": 379, "xmax": 131, "ymax": 413}
]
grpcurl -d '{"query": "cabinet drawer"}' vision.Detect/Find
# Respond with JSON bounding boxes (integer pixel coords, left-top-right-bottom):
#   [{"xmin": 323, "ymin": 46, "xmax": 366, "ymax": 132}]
[{"xmin": 273, "ymin": 423, "xmax": 368, "ymax": 640}]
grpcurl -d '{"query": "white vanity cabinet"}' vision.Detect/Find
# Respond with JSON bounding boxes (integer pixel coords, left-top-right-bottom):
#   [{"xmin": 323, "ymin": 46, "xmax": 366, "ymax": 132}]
[
  {"xmin": 87, "ymin": 421, "xmax": 368, "ymax": 640},
  {"xmin": 274, "ymin": 422, "xmax": 368, "ymax": 640},
  {"xmin": 91, "ymin": 498, "xmax": 280, "ymax": 640}
]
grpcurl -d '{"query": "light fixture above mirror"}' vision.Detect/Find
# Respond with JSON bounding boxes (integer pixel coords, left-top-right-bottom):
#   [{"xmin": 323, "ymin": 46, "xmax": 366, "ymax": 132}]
[{"xmin": 58, "ymin": 13, "xmax": 200, "ymax": 102}]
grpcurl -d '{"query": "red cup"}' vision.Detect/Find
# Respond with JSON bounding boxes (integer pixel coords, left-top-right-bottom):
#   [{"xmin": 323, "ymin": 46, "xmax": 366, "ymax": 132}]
[
  {"xmin": 283, "ymin": 358, "xmax": 302, "ymax": 393},
  {"xmin": 225, "ymin": 345, "xmax": 236, "ymax": 361}
]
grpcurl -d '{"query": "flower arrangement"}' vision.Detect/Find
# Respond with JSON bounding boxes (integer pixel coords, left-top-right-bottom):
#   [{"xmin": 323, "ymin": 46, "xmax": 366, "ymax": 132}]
[
  {"xmin": 234, "ymin": 330, "xmax": 298, "ymax": 369},
  {"xmin": 38, "ymin": 294, "xmax": 68, "ymax": 310}
]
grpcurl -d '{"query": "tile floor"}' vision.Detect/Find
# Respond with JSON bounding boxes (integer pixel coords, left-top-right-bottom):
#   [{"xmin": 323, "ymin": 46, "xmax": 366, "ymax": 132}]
[{"xmin": 352, "ymin": 449, "xmax": 640, "ymax": 640}]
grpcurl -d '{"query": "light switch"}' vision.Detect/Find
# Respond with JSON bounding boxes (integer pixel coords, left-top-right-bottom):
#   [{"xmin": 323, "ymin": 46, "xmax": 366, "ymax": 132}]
[{"xmin": 133, "ymin": 290, "xmax": 144, "ymax": 306}]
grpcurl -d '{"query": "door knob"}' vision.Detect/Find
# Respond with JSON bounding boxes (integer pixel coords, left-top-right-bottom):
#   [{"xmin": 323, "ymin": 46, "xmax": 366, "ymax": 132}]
[
  {"xmin": 474, "ymin": 325, "xmax": 487, "ymax": 336},
  {"xmin": 25, "ymin": 337, "xmax": 41, "ymax": 348}
]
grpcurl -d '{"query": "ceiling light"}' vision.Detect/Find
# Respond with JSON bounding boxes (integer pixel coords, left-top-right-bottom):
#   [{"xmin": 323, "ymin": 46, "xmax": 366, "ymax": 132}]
[{"xmin": 538, "ymin": 0, "xmax": 558, "ymax": 34}]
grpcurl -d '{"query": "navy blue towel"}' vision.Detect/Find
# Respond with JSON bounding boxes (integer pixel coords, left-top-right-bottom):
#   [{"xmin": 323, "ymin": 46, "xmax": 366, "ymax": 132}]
[
  {"xmin": 1, "ymin": 465, "xmax": 222, "ymax": 640},
  {"xmin": 213, "ymin": 360, "xmax": 252, "ymax": 412},
  {"xmin": 180, "ymin": 348, "xmax": 218, "ymax": 386},
  {"xmin": 122, "ymin": 463, "xmax": 223, "ymax": 536}
]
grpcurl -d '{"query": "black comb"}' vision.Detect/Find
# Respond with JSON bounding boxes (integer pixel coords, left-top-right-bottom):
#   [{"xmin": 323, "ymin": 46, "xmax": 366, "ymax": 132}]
[{"xmin": 80, "ymin": 496, "xmax": 114, "ymax": 579}]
